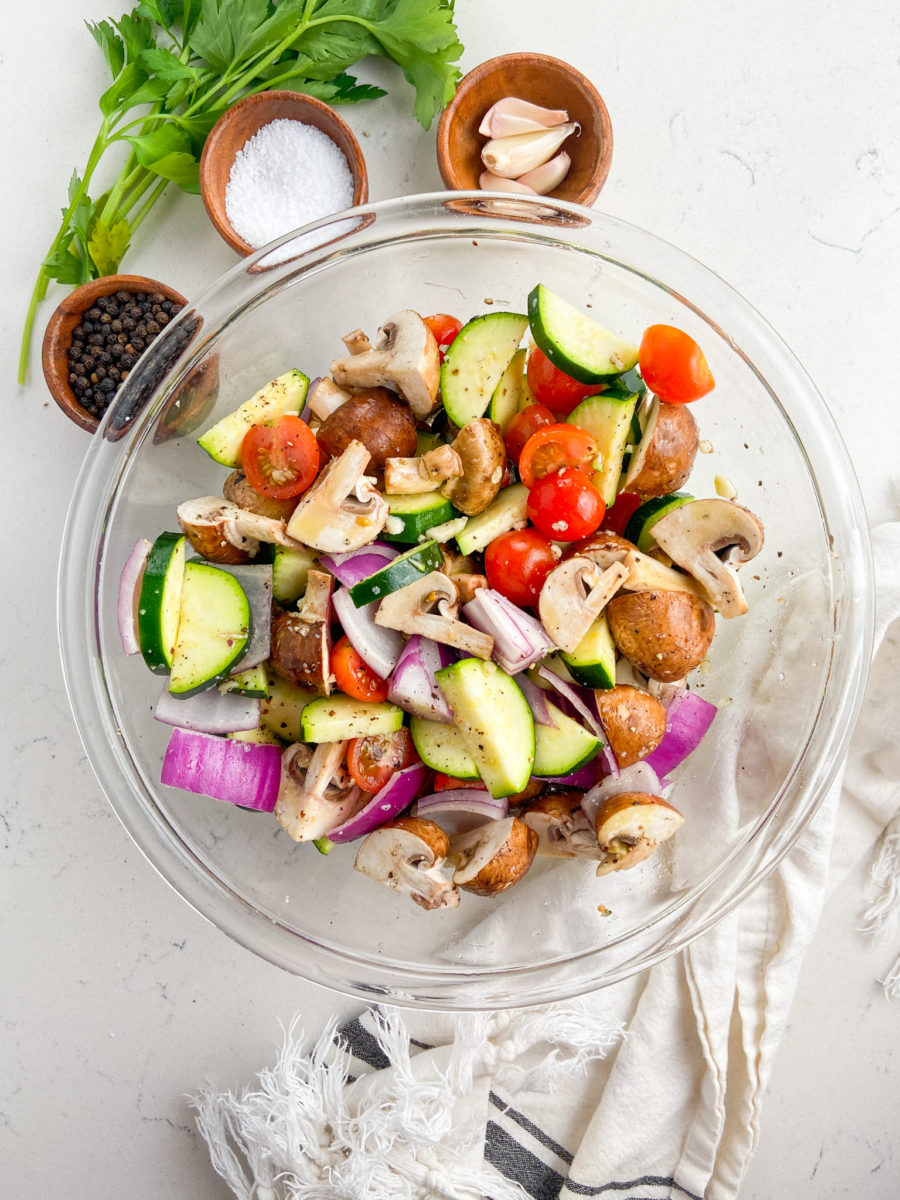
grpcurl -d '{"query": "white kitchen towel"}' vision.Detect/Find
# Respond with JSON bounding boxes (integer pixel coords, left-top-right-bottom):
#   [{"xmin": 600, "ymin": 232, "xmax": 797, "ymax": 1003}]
[{"xmin": 192, "ymin": 521, "xmax": 900, "ymax": 1200}]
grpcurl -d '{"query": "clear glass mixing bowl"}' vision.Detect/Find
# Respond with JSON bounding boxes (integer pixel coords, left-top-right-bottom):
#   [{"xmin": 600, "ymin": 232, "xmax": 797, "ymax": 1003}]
[{"xmin": 58, "ymin": 193, "xmax": 873, "ymax": 1010}]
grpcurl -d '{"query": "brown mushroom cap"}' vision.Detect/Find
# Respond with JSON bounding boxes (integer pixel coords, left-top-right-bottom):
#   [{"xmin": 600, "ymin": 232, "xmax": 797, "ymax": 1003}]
[
  {"xmin": 562, "ymin": 530, "xmax": 638, "ymax": 570},
  {"xmin": 390, "ymin": 815, "xmax": 451, "ymax": 860},
  {"xmin": 450, "ymin": 815, "xmax": 538, "ymax": 895},
  {"xmin": 594, "ymin": 685, "xmax": 667, "ymax": 767},
  {"xmin": 316, "ymin": 387, "xmax": 418, "ymax": 470},
  {"xmin": 606, "ymin": 589, "xmax": 715, "ymax": 682},
  {"xmin": 441, "ymin": 418, "xmax": 508, "ymax": 516},
  {"xmin": 269, "ymin": 610, "xmax": 332, "ymax": 693},
  {"xmin": 223, "ymin": 471, "xmax": 300, "ymax": 522},
  {"xmin": 627, "ymin": 403, "xmax": 699, "ymax": 497}
]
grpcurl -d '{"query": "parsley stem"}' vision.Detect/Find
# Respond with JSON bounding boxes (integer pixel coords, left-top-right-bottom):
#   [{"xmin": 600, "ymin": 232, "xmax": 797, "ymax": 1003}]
[{"xmin": 129, "ymin": 177, "xmax": 169, "ymax": 236}]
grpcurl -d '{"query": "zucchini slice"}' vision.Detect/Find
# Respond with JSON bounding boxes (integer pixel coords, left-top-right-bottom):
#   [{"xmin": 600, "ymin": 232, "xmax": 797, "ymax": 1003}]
[
  {"xmin": 168, "ymin": 562, "xmax": 250, "ymax": 695},
  {"xmin": 533, "ymin": 699, "xmax": 602, "ymax": 777},
  {"xmin": 624, "ymin": 492, "xmax": 694, "ymax": 552},
  {"xmin": 381, "ymin": 492, "xmax": 458, "ymax": 544},
  {"xmin": 559, "ymin": 613, "xmax": 617, "ymax": 689},
  {"xmin": 567, "ymin": 386, "xmax": 641, "ymax": 507},
  {"xmin": 455, "ymin": 483, "xmax": 529, "ymax": 556},
  {"xmin": 300, "ymin": 696, "xmax": 404, "ymax": 742},
  {"xmin": 528, "ymin": 284, "xmax": 639, "ymax": 384},
  {"xmin": 409, "ymin": 716, "xmax": 480, "ymax": 779},
  {"xmin": 197, "ymin": 369, "xmax": 309, "ymax": 467},
  {"xmin": 440, "ymin": 311, "xmax": 529, "ymax": 427},
  {"xmin": 138, "ymin": 532, "xmax": 187, "ymax": 674},
  {"xmin": 348, "ymin": 540, "xmax": 443, "ymax": 607},
  {"xmin": 488, "ymin": 347, "xmax": 528, "ymax": 433}
]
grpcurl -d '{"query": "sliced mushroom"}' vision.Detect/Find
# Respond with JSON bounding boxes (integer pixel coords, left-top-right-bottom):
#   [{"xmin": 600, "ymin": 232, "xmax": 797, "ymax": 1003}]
[
  {"xmin": 317, "ymin": 387, "xmax": 418, "ymax": 471},
  {"xmin": 275, "ymin": 741, "xmax": 365, "ymax": 842},
  {"xmin": 620, "ymin": 400, "xmax": 699, "ymax": 497},
  {"xmin": 650, "ymin": 498, "xmax": 764, "ymax": 618},
  {"xmin": 342, "ymin": 328, "xmax": 373, "ymax": 355},
  {"xmin": 606, "ymin": 588, "xmax": 715, "ymax": 682},
  {"xmin": 562, "ymin": 530, "xmax": 638, "ymax": 572},
  {"xmin": 383, "ymin": 444, "xmax": 463, "ymax": 494},
  {"xmin": 449, "ymin": 816, "xmax": 538, "ymax": 895},
  {"xmin": 331, "ymin": 310, "xmax": 441, "ymax": 418},
  {"xmin": 440, "ymin": 546, "xmax": 487, "ymax": 605},
  {"xmin": 441, "ymin": 419, "xmax": 508, "ymax": 516},
  {"xmin": 223, "ymin": 471, "xmax": 300, "ymax": 522},
  {"xmin": 308, "ymin": 377, "xmax": 352, "ymax": 422},
  {"xmin": 538, "ymin": 557, "xmax": 630, "ymax": 653},
  {"xmin": 593, "ymin": 791, "xmax": 684, "ymax": 875},
  {"xmin": 177, "ymin": 496, "xmax": 303, "ymax": 563},
  {"xmin": 354, "ymin": 816, "xmax": 460, "ymax": 909},
  {"xmin": 521, "ymin": 795, "xmax": 604, "ymax": 860},
  {"xmin": 269, "ymin": 570, "xmax": 333, "ymax": 693},
  {"xmin": 594, "ymin": 685, "xmax": 667, "ymax": 768},
  {"xmin": 621, "ymin": 549, "xmax": 707, "ymax": 598},
  {"xmin": 285, "ymin": 440, "xmax": 389, "ymax": 552},
  {"xmin": 374, "ymin": 571, "xmax": 495, "ymax": 658}
]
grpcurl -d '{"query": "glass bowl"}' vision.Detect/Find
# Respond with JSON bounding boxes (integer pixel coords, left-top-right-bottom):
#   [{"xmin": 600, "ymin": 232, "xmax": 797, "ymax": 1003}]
[{"xmin": 58, "ymin": 193, "xmax": 873, "ymax": 1010}]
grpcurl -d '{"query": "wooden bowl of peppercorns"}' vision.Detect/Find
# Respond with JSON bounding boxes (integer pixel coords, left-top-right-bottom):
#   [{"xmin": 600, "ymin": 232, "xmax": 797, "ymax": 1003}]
[{"xmin": 42, "ymin": 275, "xmax": 187, "ymax": 433}]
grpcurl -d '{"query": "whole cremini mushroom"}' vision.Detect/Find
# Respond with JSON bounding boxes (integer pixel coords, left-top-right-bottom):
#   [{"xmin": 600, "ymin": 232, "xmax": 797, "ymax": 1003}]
[
  {"xmin": 449, "ymin": 815, "xmax": 538, "ymax": 895},
  {"xmin": 592, "ymin": 790, "xmax": 684, "ymax": 875},
  {"xmin": 620, "ymin": 400, "xmax": 699, "ymax": 497},
  {"xmin": 594, "ymin": 685, "xmax": 667, "ymax": 768},
  {"xmin": 354, "ymin": 816, "xmax": 460, "ymax": 909},
  {"xmin": 441, "ymin": 418, "xmax": 508, "ymax": 516},
  {"xmin": 606, "ymin": 588, "xmax": 715, "ymax": 682},
  {"xmin": 285, "ymin": 440, "xmax": 388, "ymax": 552},
  {"xmin": 650, "ymin": 498, "xmax": 764, "ymax": 618},
  {"xmin": 316, "ymin": 387, "xmax": 418, "ymax": 471},
  {"xmin": 330, "ymin": 310, "xmax": 441, "ymax": 418}
]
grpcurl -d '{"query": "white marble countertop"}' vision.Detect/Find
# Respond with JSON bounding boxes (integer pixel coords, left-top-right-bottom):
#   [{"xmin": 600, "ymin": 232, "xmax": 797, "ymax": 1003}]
[{"xmin": 3, "ymin": 1, "xmax": 898, "ymax": 1196}]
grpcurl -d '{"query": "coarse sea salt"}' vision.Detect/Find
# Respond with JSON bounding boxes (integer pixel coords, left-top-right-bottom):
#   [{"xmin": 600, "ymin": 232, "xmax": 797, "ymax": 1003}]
[{"xmin": 225, "ymin": 118, "xmax": 355, "ymax": 249}]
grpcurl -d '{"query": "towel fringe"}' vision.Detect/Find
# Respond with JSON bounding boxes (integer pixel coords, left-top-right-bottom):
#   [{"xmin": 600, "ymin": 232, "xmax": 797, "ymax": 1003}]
[{"xmin": 859, "ymin": 810, "xmax": 900, "ymax": 1000}]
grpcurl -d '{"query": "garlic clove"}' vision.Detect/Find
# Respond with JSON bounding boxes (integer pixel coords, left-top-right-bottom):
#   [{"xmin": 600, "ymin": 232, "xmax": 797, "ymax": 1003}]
[
  {"xmin": 516, "ymin": 151, "xmax": 572, "ymax": 195},
  {"xmin": 479, "ymin": 171, "xmax": 539, "ymax": 195},
  {"xmin": 478, "ymin": 97, "xmax": 570, "ymax": 138},
  {"xmin": 481, "ymin": 123, "xmax": 578, "ymax": 180}
]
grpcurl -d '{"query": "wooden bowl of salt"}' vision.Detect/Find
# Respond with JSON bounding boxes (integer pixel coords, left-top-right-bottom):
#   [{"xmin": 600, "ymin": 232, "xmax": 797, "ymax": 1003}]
[{"xmin": 200, "ymin": 92, "xmax": 369, "ymax": 256}]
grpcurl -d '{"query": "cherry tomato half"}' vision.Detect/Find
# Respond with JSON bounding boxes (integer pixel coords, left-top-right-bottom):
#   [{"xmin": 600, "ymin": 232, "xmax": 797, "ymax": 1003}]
[
  {"xmin": 518, "ymin": 424, "xmax": 598, "ymax": 489},
  {"xmin": 484, "ymin": 528, "xmax": 558, "ymax": 607},
  {"xmin": 526, "ymin": 346, "xmax": 604, "ymax": 415},
  {"xmin": 526, "ymin": 468, "xmax": 606, "ymax": 542},
  {"xmin": 347, "ymin": 728, "xmax": 418, "ymax": 793},
  {"xmin": 424, "ymin": 313, "xmax": 463, "ymax": 361},
  {"xmin": 503, "ymin": 403, "xmax": 555, "ymax": 465},
  {"xmin": 241, "ymin": 414, "xmax": 320, "ymax": 500},
  {"xmin": 601, "ymin": 490, "xmax": 642, "ymax": 537},
  {"xmin": 433, "ymin": 773, "xmax": 485, "ymax": 792},
  {"xmin": 332, "ymin": 636, "xmax": 390, "ymax": 702},
  {"xmin": 638, "ymin": 325, "xmax": 715, "ymax": 404}
]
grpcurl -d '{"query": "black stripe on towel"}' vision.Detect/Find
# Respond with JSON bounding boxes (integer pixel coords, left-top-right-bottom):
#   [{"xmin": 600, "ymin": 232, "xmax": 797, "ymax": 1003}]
[
  {"xmin": 564, "ymin": 1176, "xmax": 702, "ymax": 1199},
  {"xmin": 338, "ymin": 1017, "xmax": 392, "ymax": 1071},
  {"xmin": 485, "ymin": 1120, "xmax": 566, "ymax": 1200},
  {"xmin": 489, "ymin": 1091, "xmax": 574, "ymax": 1165}
]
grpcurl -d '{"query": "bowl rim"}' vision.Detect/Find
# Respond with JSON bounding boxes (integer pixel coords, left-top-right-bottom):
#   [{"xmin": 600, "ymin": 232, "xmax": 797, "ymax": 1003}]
[{"xmin": 57, "ymin": 191, "xmax": 875, "ymax": 1009}]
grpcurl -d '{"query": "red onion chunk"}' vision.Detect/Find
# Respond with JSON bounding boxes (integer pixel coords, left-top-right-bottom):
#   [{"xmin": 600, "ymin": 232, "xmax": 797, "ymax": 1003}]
[
  {"xmin": 118, "ymin": 537, "xmax": 152, "ymax": 655},
  {"xmin": 319, "ymin": 543, "xmax": 398, "ymax": 587},
  {"xmin": 463, "ymin": 588, "xmax": 553, "ymax": 674},
  {"xmin": 154, "ymin": 684, "xmax": 260, "ymax": 734},
  {"xmin": 333, "ymin": 586, "xmax": 403, "ymax": 680},
  {"xmin": 580, "ymin": 762, "xmax": 664, "ymax": 823},
  {"xmin": 534, "ymin": 760, "xmax": 600, "ymax": 788},
  {"xmin": 537, "ymin": 664, "xmax": 606, "ymax": 740},
  {"xmin": 599, "ymin": 744, "xmax": 620, "ymax": 779},
  {"xmin": 327, "ymin": 762, "xmax": 429, "ymax": 843},
  {"xmin": 417, "ymin": 789, "xmax": 508, "ymax": 834},
  {"xmin": 515, "ymin": 675, "xmax": 555, "ymax": 727},
  {"xmin": 388, "ymin": 635, "xmax": 456, "ymax": 723},
  {"xmin": 209, "ymin": 562, "xmax": 273, "ymax": 669},
  {"xmin": 644, "ymin": 690, "xmax": 717, "ymax": 777},
  {"xmin": 161, "ymin": 727, "xmax": 281, "ymax": 811}
]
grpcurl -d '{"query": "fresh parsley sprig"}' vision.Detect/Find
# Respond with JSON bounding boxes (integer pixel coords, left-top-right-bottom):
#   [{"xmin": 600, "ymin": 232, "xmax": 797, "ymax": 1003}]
[{"xmin": 20, "ymin": 0, "xmax": 462, "ymax": 384}]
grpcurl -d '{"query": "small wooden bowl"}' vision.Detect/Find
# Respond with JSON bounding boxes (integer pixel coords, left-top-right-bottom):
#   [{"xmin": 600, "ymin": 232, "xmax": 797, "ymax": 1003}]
[
  {"xmin": 41, "ymin": 275, "xmax": 187, "ymax": 434},
  {"xmin": 436, "ymin": 53, "xmax": 613, "ymax": 206},
  {"xmin": 200, "ymin": 91, "xmax": 369, "ymax": 256}
]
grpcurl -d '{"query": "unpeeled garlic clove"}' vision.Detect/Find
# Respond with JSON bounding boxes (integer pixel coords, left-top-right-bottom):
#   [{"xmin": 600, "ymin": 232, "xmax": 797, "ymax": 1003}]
[
  {"xmin": 478, "ymin": 97, "xmax": 570, "ymax": 138},
  {"xmin": 479, "ymin": 171, "xmax": 539, "ymax": 195},
  {"xmin": 516, "ymin": 151, "xmax": 572, "ymax": 195},
  {"xmin": 481, "ymin": 123, "xmax": 578, "ymax": 179}
]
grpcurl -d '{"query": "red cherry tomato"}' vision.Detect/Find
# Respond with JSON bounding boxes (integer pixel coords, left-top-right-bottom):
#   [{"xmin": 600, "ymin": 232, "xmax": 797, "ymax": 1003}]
[
  {"xmin": 424, "ymin": 313, "xmax": 463, "ymax": 361},
  {"xmin": 638, "ymin": 325, "xmax": 715, "ymax": 404},
  {"xmin": 503, "ymin": 403, "xmax": 555, "ymax": 465},
  {"xmin": 332, "ymin": 636, "xmax": 390, "ymax": 702},
  {"xmin": 526, "ymin": 468, "xmax": 606, "ymax": 541},
  {"xmin": 601, "ymin": 491, "xmax": 642, "ymax": 536},
  {"xmin": 433, "ymin": 773, "xmax": 485, "ymax": 792},
  {"xmin": 526, "ymin": 346, "xmax": 604, "ymax": 415},
  {"xmin": 241, "ymin": 414, "xmax": 320, "ymax": 500},
  {"xmin": 517, "ymin": 424, "xmax": 598, "ymax": 489},
  {"xmin": 484, "ymin": 528, "xmax": 558, "ymax": 607},
  {"xmin": 347, "ymin": 728, "xmax": 419, "ymax": 794}
]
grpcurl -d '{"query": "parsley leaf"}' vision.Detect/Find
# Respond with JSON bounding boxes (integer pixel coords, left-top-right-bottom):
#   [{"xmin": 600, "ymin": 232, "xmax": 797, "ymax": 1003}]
[{"xmin": 88, "ymin": 217, "xmax": 132, "ymax": 277}]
